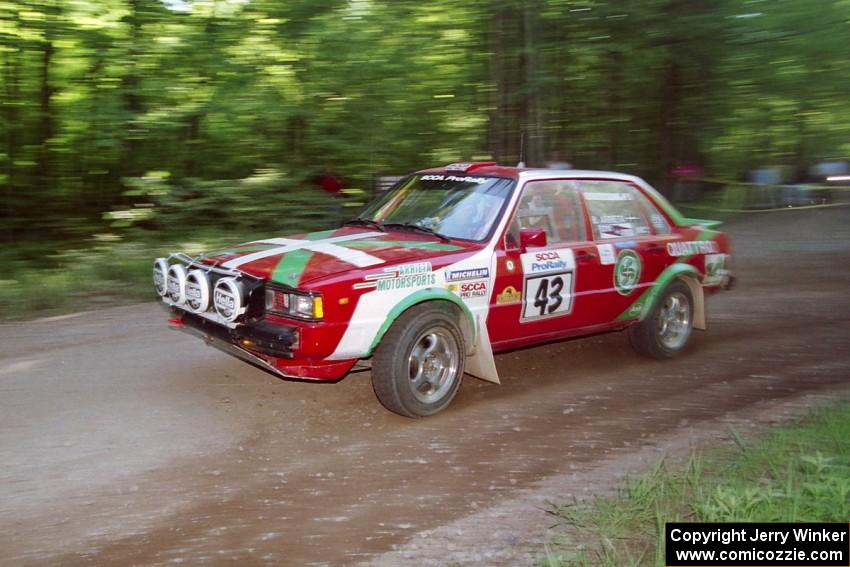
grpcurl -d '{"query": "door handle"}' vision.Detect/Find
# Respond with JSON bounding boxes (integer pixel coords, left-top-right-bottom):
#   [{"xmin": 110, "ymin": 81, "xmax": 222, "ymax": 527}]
[
  {"xmin": 576, "ymin": 251, "xmax": 597, "ymax": 261},
  {"xmin": 646, "ymin": 244, "xmax": 665, "ymax": 254}
]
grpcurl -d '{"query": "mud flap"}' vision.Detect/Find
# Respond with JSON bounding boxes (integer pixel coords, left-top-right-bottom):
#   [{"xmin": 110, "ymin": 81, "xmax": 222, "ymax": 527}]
[{"xmin": 464, "ymin": 315, "xmax": 500, "ymax": 384}]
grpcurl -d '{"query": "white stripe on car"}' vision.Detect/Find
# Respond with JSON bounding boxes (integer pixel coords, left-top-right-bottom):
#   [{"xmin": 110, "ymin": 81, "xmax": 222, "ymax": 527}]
[{"xmin": 221, "ymin": 232, "xmax": 386, "ymax": 269}]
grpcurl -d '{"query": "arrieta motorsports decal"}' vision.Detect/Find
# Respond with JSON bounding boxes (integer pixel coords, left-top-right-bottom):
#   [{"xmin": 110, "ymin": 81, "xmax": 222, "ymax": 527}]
[
  {"xmin": 666, "ymin": 522, "xmax": 849, "ymax": 567},
  {"xmin": 353, "ymin": 262, "xmax": 435, "ymax": 291}
]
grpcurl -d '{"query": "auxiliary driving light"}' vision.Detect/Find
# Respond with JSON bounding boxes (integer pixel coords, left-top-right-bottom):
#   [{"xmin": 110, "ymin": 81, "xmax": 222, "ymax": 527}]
[
  {"xmin": 153, "ymin": 258, "xmax": 169, "ymax": 297},
  {"xmin": 185, "ymin": 269, "xmax": 211, "ymax": 313},
  {"xmin": 166, "ymin": 264, "xmax": 188, "ymax": 305},
  {"xmin": 213, "ymin": 277, "xmax": 246, "ymax": 322}
]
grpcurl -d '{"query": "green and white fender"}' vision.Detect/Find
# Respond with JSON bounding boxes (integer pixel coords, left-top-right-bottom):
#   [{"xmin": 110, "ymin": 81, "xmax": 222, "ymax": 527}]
[
  {"xmin": 328, "ymin": 247, "xmax": 501, "ymax": 384},
  {"xmin": 617, "ymin": 263, "xmax": 707, "ymax": 330}
]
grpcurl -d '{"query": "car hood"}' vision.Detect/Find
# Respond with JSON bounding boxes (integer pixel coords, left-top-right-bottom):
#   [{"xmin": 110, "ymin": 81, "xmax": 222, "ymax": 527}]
[{"xmin": 198, "ymin": 227, "xmax": 476, "ymax": 288}]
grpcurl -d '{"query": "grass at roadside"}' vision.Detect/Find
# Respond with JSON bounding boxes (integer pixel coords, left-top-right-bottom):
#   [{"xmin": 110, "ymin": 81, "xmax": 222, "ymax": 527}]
[
  {"xmin": 539, "ymin": 403, "xmax": 850, "ymax": 566},
  {"xmin": 0, "ymin": 242, "xmax": 153, "ymax": 319},
  {"xmin": 0, "ymin": 231, "xmax": 270, "ymax": 320}
]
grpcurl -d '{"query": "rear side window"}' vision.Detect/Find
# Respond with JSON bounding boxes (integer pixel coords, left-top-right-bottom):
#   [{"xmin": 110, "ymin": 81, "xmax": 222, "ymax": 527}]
[{"xmin": 578, "ymin": 181, "xmax": 654, "ymax": 240}]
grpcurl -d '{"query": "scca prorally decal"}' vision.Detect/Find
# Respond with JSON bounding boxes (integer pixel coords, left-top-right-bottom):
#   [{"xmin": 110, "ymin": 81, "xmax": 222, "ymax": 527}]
[
  {"xmin": 667, "ymin": 240, "xmax": 720, "ymax": 257},
  {"xmin": 448, "ymin": 281, "xmax": 488, "ymax": 299},
  {"xmin": 523, "ymin": 250, "xmax": 570, "ymax": 274},
  {"xmin": 353, "ymin": 262, "xmax": 435, "ymax": 291},
  {"xmin": 419, "ymin": 174, "xmax": 488, "ymax": 184},
  {"xmin": 446, "ymin": 267, "xmax": 490, "ymax": 282}
]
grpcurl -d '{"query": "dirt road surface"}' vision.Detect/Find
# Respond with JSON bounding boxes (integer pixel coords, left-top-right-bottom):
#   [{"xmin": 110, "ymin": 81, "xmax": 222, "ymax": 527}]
[{"xmin": 2, "ymin": 208, "xmax": 849, "ymax": 566}]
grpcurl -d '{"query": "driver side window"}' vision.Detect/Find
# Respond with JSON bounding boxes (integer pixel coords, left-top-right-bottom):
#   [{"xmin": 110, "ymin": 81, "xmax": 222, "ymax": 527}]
[{"xmin": 506, "ymin": 180, "xmax": 586, "ymax": 248}]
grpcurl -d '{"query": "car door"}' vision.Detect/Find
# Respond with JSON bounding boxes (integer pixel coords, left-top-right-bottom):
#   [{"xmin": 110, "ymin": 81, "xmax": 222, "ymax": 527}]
[
  {"xmin": 575, "ymin": 179, "xmax": 674, "ymax": 322},
  {"xmin": 487, "ymin": 179, "xmax": 613, "ymax": 349}
]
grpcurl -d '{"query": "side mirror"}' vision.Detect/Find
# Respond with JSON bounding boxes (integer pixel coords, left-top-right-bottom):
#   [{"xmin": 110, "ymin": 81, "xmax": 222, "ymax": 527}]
[{"xmin": 519, "ymin": 228, "xmax": 547, "ymax": 251}]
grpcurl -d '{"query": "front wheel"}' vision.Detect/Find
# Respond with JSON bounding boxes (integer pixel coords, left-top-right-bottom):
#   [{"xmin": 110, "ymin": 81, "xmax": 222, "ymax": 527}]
[
  {"xmin": 371, "ymin": 303, "xmax": 465, "ymax": 417},
  {"xmin": 629, "ymin": 280, "xmax": 694, "ymax": 359}
]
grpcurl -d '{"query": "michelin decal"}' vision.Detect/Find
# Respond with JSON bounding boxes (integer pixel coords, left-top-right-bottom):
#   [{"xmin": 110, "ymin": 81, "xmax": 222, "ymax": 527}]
[{"xmin": 446, "ymin": 267, "xmax": 490, "ymax": 282}]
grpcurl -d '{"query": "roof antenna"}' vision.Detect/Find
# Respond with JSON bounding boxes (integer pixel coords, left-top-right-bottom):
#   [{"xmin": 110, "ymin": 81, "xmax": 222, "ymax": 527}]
[{"xmin": 517, "ymin": 131, "xmax": 526, "ymax": 168}]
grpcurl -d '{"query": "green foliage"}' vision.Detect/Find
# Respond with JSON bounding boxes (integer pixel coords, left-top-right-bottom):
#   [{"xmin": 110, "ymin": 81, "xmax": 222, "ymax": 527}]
[
  {"xmin": 113, "ymin": 168, "xmax": 349, "ymax": 234},
  {"xmin": 2, "ymin": 1, "xmax": 849, "ymax": 236},
  {"xmin": 2, "ymin": 0, "xmax": 850, "ymax": 315},
  {"xmin": 0, "ymin": 240, "xmax": 155, "ymax": 318},
  {"xmin": 541, "ymin": 404, "xmax": 850, "ymax": 566}
]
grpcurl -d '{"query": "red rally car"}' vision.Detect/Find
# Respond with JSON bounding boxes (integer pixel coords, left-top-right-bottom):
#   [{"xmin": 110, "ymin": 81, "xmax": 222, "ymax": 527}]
[{"xmin": 155, "ymin": 163, "xmax": 733, "ymax": 417}]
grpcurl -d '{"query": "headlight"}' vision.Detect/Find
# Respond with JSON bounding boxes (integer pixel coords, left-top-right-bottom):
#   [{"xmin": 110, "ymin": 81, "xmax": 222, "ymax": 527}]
[
  {"xmin": 265, "ymin": 287, "xmax": 289, "ymax": 313},
  {"xmin": 167, "ymin": 264, "xmax": 188, "ymax": 304},
  {"xmin": 265, "ymin": 287, "xmax": 323, "ymax": 320}
]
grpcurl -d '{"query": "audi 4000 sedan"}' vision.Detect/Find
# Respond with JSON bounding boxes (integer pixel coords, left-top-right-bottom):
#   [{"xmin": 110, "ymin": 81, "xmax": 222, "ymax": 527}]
[{"xmin": 154, "ymin": 163, "xmax": 733, "ymax": 417}]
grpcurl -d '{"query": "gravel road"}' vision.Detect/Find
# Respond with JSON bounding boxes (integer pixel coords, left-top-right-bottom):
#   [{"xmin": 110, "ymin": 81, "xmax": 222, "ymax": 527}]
[{"xmin": 1, "ymin": 207, "xmax": 849, "ymax": 566}]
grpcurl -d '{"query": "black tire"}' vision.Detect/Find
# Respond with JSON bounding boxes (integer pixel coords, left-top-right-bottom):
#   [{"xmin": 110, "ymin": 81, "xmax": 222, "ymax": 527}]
[
  {"xmin": 629, "ymin": 279, "xmax": 694, "ymax": 359},
  {"xmin": 371, "ymin": 302, "xmax": 466, "ymax": 417}
]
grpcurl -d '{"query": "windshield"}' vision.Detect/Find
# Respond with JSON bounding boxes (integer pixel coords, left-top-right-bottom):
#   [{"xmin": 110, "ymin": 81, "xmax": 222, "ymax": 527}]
[{"xmin": 359, "ymin": 174, "xmax": 515, "ymax": 241}]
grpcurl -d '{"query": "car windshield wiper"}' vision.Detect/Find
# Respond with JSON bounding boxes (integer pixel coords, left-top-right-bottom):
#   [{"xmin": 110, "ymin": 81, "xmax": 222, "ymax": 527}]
[
  {"xmin": 342, "ymin": 217, "xmax": 385, "ymax": 232},
  {"xmin": 383, "ymin": 222, "xmax": 452, "ymax": 244}
]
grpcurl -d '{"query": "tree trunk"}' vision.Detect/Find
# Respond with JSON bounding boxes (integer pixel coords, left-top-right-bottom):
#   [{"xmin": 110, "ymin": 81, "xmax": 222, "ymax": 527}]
[
  {"xmin": 121, "ymin": 0, "xmax": 144, "ymax": 179},
  {"xmin": 521, "ymin": 0, "xmax": 543, "ymax": 166},
  {"xmin": 607, "ymin": 50, "xmax": 623, "ymax": 169},
  {"xmin": 656, "ymin": 60, "xmax": 681, "ymax": 193},
  {"xmin": 36, "ymin": 19, "xmax": 55, "ymax": 188},
  {"xmin": 487, "ymin": 0, "xmax": 508, "ymax": 163},
  {"xmin": 2, "ymin": 48, "xmax": 21, "ymax": 241}
]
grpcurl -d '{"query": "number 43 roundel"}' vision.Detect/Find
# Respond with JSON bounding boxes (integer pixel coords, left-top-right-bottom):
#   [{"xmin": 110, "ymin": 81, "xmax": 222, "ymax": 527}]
[{"xmin": 519, "ymin": 248, "xmax": 576, "ymax": 321}]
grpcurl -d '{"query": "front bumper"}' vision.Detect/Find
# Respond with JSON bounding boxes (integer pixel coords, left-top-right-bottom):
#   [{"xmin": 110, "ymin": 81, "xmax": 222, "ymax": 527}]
[
  {"xmin": 179, "ymin": 311, "xmax": 298, "ymax": 358},
  {"xmin": 169, "ymin": 311, "xmax": 357, "ymax": 381}
]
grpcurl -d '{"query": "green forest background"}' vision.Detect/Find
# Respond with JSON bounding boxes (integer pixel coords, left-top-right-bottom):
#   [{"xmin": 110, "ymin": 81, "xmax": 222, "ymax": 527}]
[{"xmin": 1, "ymin": 0, "xmax": 849, "ymax": 315}]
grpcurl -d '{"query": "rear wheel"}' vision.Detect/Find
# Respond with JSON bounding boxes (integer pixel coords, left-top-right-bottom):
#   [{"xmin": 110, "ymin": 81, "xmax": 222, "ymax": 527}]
[
  {"xmin": 629, "ymin": 280, "xmax": 693, "ymax": 359},
  {"xmin": 371, "ymin": 303, "xmax": 465, "ymax": 417}
]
